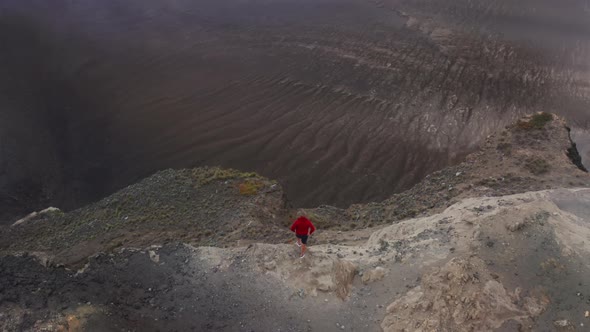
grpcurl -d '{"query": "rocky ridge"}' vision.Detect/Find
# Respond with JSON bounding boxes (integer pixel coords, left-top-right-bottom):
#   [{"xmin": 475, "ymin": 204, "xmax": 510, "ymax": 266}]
[{"xmin": 2, "ymin": 113, "xmax": 590, "ymax": 331}]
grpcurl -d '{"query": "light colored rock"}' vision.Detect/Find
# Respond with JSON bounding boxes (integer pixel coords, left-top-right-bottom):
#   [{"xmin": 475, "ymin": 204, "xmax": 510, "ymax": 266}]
[
  {"xmin": 333, "ymin": 260, "xmax": 357, "ymax": 300},
  {"xmin": 523, "ymin": 296, "xmax": 547, "ymax": 316},
  {"xmin": 381, "ymin": 258, "xmax": 547, "ymax": 332},
  {"xmin": 506, "ymin": 220, "xmax": 527, "ymax": 232},
  {"xmin": 148, "ymin": 250, "xmax": 160, "ymax": 264},
  {"xmin": 361, "ymin": 267, "xmax": 386, "ymax": 285},
  {"xmin": 12, "ymin": 212, "xmax": 38, "ymax": 226},
  {"xmin": 12, "ymin": 207, "xmax": 61, "ymax": 226},
  {"xmin": 30, "ymin": 252, "xmax": 54, "ymax": 268},
  {"xmin": 264, "ymin": 260, "xmax": 276, "ymax": 271}
]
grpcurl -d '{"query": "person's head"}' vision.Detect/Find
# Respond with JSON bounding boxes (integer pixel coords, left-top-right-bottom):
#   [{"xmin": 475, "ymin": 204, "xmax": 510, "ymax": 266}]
[{"xmin": 289, "ymin": 209, "xmax": 306, "ymax": 220}]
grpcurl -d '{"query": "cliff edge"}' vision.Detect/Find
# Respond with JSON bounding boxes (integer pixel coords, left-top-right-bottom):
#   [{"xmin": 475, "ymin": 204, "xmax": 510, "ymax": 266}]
[{"xmin": 2, "ymin": 113, "xmax": 590, "ymax": 331}]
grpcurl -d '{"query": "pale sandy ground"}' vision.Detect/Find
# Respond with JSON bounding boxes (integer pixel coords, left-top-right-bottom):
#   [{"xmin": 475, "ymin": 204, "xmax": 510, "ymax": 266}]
[{"xmin": 3, "ymin": 187, "xmax": 590, "ymax": 331}]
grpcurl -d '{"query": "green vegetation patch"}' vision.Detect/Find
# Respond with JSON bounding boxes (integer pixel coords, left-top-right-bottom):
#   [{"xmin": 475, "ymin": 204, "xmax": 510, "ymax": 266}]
[
  {"xmin": 496, "ymin": 142, "xmax": 512, "ymax": 155},
  {"xmin": 238, "ymin": 179, "xmax": 264, "ymax": 195},
  {"xmin": 192, "ymin": 167, "xmax": 259, "ymax": 186},
  {"xmin": 379, "ymin": 239, "xmax": 390, "ymax": 252},
  {"xmin": 524, "ymin": 157, "xmax": 551, "ymax": 175},
  {"xmin": 517, "ymin": 112, "xmax": 553, "ymax": 130}
]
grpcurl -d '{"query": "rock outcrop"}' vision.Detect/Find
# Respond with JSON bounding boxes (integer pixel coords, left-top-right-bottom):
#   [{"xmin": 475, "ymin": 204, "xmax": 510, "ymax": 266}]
[{"xmin": 2, "ymin": 114, "xmax": 590, "ymax": 331}]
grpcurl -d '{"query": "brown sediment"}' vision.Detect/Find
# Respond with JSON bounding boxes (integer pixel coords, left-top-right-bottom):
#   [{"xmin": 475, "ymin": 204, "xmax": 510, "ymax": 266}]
[{"xmin": 2, "ymin": 0, "xmax": 590, "ymax": 223}]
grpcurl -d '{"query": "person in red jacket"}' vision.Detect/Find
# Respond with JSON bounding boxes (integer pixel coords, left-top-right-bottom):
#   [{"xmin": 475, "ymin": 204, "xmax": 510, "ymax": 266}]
[{"xmin": 290, "ymin": 216, "xmax": 316, "ymax": 258}]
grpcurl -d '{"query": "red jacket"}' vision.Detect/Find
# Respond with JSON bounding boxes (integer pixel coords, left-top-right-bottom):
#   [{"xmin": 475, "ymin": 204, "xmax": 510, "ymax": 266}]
[{"xmin": 290, "ymin": 216, "xmax": 316, "ymax": 236}]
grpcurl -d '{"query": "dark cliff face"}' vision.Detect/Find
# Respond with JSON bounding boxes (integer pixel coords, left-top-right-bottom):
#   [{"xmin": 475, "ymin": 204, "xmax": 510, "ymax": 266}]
[
  {"xmin": 565, "ymin": 127, "xmax": 588, "ymax": 172},
  {"xmin": 2, "ymin": 0, "xmax": 590, "ymax": 223},
  {"xmin": 0, "ymin": 13, "xmax": 112, "ymax": 222},
  {"xmin": 0, "ymin": 14, "xmax": 62, "ymax": 220}
]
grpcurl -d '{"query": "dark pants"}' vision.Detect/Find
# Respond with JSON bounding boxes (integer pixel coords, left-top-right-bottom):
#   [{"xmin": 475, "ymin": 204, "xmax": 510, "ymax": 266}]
[{"xmin": 296, "ymin": 234, "xmax": 309, "ymax": 245}]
